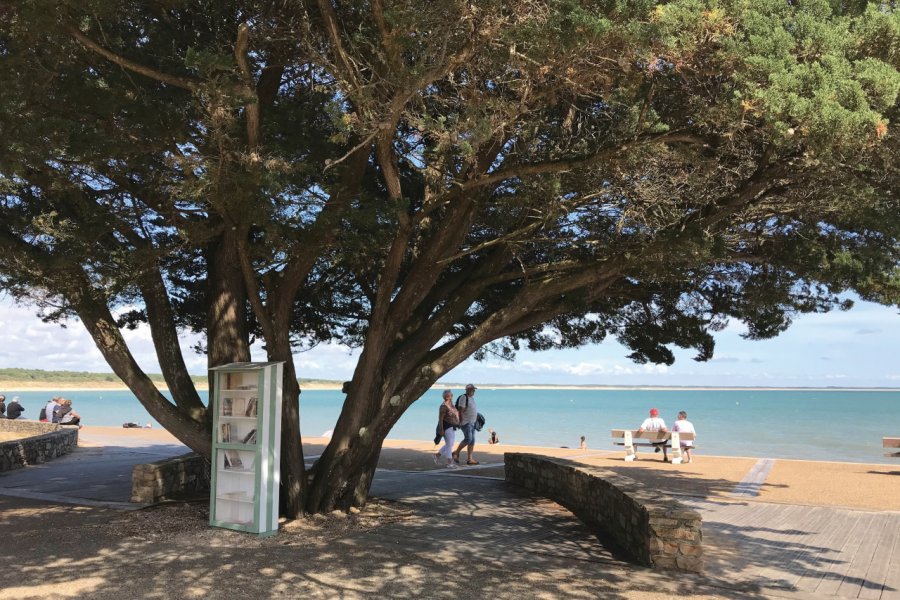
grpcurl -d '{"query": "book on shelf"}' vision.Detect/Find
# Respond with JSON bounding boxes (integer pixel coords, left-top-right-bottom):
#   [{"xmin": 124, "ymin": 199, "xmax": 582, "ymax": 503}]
[
  {"xmin": 222, "ymin": 397, "xmax": 233, "ymax": 416},
  {"xmin": 244, "ymin": 397, "xmax": 258, "ymax": 417},
  {"xmin": 242, "ymin": 429, "xmax": 257, "ymax": 445},
  {"xmin": 220, "ymin": 422, "xmax": 231, "ymax": 443},
  {"xmin": 224, "ymin": 450, "xmax": 244, "ymax": 469}
]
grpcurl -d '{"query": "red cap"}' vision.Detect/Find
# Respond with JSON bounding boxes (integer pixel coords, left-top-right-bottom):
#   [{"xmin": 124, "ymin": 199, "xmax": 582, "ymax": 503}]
[{"xmin": 649, "ymin": 408, "xmax": 659, "ymax": 416}]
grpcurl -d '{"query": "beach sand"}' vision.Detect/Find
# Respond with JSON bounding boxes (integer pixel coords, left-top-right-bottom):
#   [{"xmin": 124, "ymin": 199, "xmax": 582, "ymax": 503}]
[{"xmin": 80, "ymin": 426, "xmax": 900, "ymax": 512}]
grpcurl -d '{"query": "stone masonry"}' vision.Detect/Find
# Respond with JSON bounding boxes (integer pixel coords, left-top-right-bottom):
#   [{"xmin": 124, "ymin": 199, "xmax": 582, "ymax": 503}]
[
  {"xmin": 131, "ymin": 453, "xmax": 210, "ymax": 504},
  {"xmin": 0, "ymin": 419, "xmax": 79, "ymax": 472},
  {"xmin": 505, "ymin": 452, "xmax": 702, "ymax": 572}
]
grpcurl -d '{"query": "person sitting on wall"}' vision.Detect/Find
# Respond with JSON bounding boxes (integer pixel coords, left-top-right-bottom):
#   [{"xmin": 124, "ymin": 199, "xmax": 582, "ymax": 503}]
[
  {"xmin": 5, "ymin": 397, "xmax": 24, "ymax": 420},
  {"xmin": 57, "ymin": 399, "xmax": 82, "ymax": 427},
  {"xmin": 41, "ymin": 397, "xmax": 61, "ymax": 423}
]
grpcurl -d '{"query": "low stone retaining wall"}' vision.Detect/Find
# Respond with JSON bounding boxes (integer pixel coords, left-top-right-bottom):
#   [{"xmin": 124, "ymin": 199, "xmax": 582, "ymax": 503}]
[
  {"xmin": 0, "ymin": 420, "xmax": 79, "ymax": 472},
  {"xmin": 132, "ymin": 452, "xmax": 210, "ymax": 504},
  {"xmin": 505, "ymin": 453, "xmax": 702, "ymax": 572}
]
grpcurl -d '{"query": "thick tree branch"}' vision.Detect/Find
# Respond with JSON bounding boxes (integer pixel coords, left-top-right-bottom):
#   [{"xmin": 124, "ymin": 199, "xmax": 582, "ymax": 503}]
[
  {"xmin": 457, "ymin": 131, "xmax": 708, "ymax": 194},
  {"xmin": 66, "ymin": 25, "xmax": 200, "ymax": 91},
  {"xmin": 315, "ymin": 0, "xmax": 362, "ymax": 90},
  {"xmin": 234, "ymin": 22, "xmax": 261, "ymax": 150}
]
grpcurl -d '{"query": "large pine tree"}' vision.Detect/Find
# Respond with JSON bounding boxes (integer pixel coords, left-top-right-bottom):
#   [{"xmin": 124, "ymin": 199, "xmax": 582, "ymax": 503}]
[{"xmin": 1, "ymin": 0, "xmax": 898, "ymax": 515}]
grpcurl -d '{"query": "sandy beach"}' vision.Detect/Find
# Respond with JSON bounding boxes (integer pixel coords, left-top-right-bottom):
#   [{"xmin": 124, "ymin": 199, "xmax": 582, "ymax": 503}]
[{"xmin": 81, "ymin": 425, "xmax": 900, "ymax": 512}]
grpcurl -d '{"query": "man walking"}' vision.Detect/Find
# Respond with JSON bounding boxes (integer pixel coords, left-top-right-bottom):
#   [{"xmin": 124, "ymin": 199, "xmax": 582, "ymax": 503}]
[{"xmin": 453, "ymin": 384, "xmax": 479, "ymax": 466}]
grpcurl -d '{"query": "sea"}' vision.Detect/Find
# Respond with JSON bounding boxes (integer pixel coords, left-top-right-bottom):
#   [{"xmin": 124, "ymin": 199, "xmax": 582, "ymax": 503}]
[{"xmin": 5, "ymin": 388, "xmax": 898, "ymax": 464}]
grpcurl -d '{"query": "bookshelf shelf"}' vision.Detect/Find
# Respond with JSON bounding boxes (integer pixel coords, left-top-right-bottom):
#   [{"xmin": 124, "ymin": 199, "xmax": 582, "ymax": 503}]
[{"xmin": 209, "ymin": 362, "xmax": 283, "ymax": 537}]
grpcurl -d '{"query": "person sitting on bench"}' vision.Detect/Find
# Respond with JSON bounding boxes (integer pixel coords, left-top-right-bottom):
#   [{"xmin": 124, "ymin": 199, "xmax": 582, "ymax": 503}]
[{"xmin": 638, "ymin": 408, "xmax": 669, "ymax": 462}]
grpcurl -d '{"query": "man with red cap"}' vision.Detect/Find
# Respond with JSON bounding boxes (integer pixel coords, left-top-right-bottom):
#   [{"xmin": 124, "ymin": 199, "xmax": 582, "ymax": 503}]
[{"xmin": 638, "ymin": 408, "xmax": 669, "ymax": 462}]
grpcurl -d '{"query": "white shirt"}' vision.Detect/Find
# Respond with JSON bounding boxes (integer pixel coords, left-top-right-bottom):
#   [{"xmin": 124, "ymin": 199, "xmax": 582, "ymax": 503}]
[
  {"xmin": 456, "ymin": 393, "xmax": 477, "ymax": 425},
  {"xmin": 672, "ymin": 419, "xmax": 696, "ymax": 446},
  {"xmin": 44, "ymin": 401, "xmax": 58, "ymax": 422},
  {"xmin": 639, "ymin": 417, "xmax": 667, "ymax": 432}
]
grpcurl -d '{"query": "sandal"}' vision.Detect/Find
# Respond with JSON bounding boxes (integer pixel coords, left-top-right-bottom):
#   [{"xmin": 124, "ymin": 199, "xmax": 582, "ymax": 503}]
[
  {"xmin": 466, "ymin": 460, "xmax": 480, "ymax": 466},
  {"xmin": 451, "ymin": 452, "xmax": 460, "ymax": 464}
]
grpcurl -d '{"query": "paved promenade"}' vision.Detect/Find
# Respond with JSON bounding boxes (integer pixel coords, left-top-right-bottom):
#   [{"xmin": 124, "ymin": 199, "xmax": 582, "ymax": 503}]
[{"xmin": 0, "ymin": 429, "xmax": 898, "ymax": 599}]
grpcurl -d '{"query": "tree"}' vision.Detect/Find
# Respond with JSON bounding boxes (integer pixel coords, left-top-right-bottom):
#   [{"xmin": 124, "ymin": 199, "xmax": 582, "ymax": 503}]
[{"xmin": 1, "ymin": 0, "xmax": 898, "ymax": 515}]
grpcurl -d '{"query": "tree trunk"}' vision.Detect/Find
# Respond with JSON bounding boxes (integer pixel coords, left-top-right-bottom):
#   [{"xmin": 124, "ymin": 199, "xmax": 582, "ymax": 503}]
[
  {"xmin": 138, "ymin": 268, "xmax": 206, "ymax": 422},
  {"xmin": 207, "ymin": 230, "xmax": 251, "ymax": 369},
  {"xmin": 306, "ymin": 423, "xmax": 383, "ymax": 513},
  {"xmin": 265, "ymin": 332, "xmax": 306, "ymax": 518},
  {"xmin": 76, "ymin": 287, "xmax": 212, "ymax": 456}
]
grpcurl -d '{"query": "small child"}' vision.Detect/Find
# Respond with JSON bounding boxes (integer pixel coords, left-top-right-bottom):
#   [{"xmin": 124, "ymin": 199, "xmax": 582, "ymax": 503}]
[
  {"xmin": 671, "ymin": 411, "xmax": 696, "ymax": 463},
  {"xmin": 579, "ymin": 436, "xmax": 587, "ymax": 450},
  {"xmin": 488, "ymin": 428, "xmax": 499, "ymax": 444}
]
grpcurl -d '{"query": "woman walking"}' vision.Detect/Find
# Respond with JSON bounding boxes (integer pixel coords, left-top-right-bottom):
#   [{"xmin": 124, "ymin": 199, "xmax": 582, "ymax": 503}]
[{"xmin": 434, "ymin": 390, "xmax": 460, "ymax": 469}]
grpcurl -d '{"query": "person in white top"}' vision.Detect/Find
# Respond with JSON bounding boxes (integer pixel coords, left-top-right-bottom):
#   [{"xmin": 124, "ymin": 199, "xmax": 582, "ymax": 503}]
[
  {"xmin": 671, "ymin": 411, "xmax": 696, "ymax": 463},
  {"xmin": 638, "ymin": 408, "xmax": 669, "ymax": 461}
]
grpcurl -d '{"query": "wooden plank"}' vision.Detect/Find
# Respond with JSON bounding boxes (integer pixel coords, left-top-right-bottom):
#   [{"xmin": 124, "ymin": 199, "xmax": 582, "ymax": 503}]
[
  {"xmin": 610, "ymin": 429, "xmax": 694, "ymax": 441},
  {"xmin": 731, "ymin": 458, "xmax": 776, "ymax": 497},
  {"xmin": 883, "ymin": 437, "xmax": 900, "ymax": 448},
  {"xmin": 879, "ymin": 516, "xmax": 900, "ymax": 600},
  {"xmin": 752, "ymin": 504, "xmax": 844, "ymax": 590},
  {"xmin": 834, "ymin": 514, "xmax": 887, "ymax": 598},
  {"xmin": 792, "ymin": 509, "xmax": 868, "ymax": 593},
  {"xmin": 782, "ymin": 505, "xmax": 841, "ymax": 586},
  {"xmin": 844, "ymin": 512, "xmax": 900, "ymax": 600},
  {"xmin": 815, "ymin": 513, "xmax": 875, "ymax": 596}
]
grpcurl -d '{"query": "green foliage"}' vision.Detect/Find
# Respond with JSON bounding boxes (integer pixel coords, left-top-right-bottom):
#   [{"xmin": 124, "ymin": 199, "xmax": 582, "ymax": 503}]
[{"xmin": 0, "ymin": 0, "xmax": 898, "ymax": 371}]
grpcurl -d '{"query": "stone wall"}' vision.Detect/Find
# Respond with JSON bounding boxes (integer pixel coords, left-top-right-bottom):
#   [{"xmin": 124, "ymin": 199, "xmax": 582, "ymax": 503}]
[
  {"xmin": 0, "ymin": 420, "xmax": 79, "ymax": 472},
  {"xmin": 505, "ymin": 453, "xmax": 702, "ymax": 572},
  {"xmin": 131, "ymin": 453, "xmax": 210, "ymax": 504}
]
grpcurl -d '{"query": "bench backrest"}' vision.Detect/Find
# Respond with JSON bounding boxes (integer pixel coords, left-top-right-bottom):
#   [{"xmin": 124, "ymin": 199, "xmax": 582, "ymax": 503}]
[
  {"xmin": 611, "ymin": 429, "xmax": 695, "ymax": 441},
  {"xmin": 884, "ymin": 437, "xmax": 900, "ymax": 448}
]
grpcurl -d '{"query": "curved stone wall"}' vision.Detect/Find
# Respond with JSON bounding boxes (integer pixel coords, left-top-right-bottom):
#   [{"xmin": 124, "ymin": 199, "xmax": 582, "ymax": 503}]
[
  {"xmin": 505, "ymin": 452, "xmax": 702, "ymax": 572},
  {"xmin": 0, "ymin": 420, "xmax": 79, "ymax": 472}
]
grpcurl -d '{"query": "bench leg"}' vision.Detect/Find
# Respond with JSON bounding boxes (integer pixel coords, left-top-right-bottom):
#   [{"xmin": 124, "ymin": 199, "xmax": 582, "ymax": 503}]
[
  {"xmin": 624, "ymin": 431, "xmax": 636, "ymax": 461},
  {"xmin": 670, "ymin": 432, "xmax": 683, "ymax": 464}
]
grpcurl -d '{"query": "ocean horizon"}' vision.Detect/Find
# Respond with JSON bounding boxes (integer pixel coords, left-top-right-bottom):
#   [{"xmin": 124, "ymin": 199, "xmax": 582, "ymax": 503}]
[{"xmin": 4, "ymin": 388, "xmax": 898, "ymax": 465}]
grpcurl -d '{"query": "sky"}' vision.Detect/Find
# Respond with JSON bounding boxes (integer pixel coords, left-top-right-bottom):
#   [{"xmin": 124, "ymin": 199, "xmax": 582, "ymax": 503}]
[{"xmin": 0, "ymin": 294, "xmax": 897, "ymax": 388}]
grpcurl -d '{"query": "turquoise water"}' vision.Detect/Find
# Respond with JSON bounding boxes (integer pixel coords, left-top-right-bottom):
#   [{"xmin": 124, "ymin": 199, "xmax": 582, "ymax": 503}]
[{"xmin": 4, "ymin": 388, "xmax": 898, "ymax": 464}]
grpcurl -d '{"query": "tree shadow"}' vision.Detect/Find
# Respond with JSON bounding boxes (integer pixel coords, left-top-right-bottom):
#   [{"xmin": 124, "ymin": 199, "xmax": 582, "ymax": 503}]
[
  {"xmin": 0, "ymin": 493, "xmax": 756, "ymax": 600},
  {"xmin": 2, "ymin": 441, "xmax": 895, "ymax": 599}
]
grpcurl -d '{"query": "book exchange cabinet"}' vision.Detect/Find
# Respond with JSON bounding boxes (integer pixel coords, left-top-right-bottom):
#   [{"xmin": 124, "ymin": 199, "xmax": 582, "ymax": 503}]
[{"xmin": 209, "ymin": 362, "xmax": 283, "ymax": 536}]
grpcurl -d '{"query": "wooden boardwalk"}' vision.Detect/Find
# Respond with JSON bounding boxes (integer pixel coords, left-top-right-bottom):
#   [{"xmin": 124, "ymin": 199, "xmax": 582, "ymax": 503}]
[
  {"xmin": 371, "ymin": 468, "xmax": 900, "ymax": 599},
  {"xmin": 687, "ymin": 497, "xmax": 900, "ymax": 599}
]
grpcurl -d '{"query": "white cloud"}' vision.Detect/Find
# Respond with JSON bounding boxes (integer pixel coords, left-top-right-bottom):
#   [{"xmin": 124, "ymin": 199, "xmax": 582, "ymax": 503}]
[{"xmin": 0, "ymin": 294, "xmax": 898, "ymax": 388}]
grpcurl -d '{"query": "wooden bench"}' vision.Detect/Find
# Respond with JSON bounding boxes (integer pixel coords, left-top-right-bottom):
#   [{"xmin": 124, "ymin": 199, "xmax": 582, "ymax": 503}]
[
  {"xmin": 885, "ymin": 437, "xmax": 900, "ymax": 458},
  {"xmin": 611, "ymin": 429, "xmax": 696, "ymax": 464}
]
